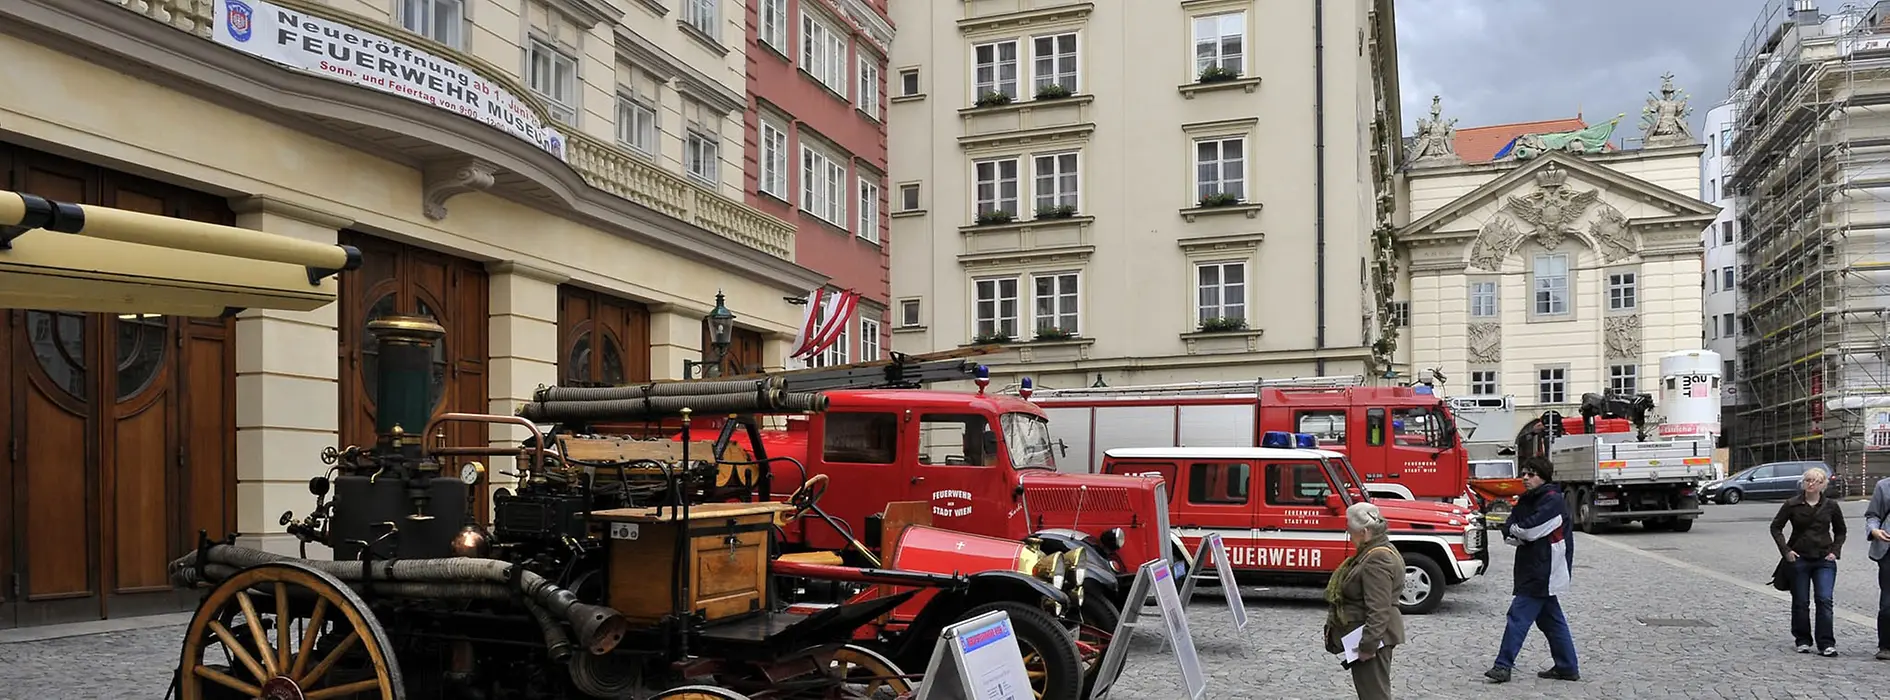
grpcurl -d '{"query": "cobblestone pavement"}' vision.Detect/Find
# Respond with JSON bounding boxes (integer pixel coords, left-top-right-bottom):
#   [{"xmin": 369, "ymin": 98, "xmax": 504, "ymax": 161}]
[
  {"xmin": 2, "ymin": 501, "xmax": 1888, "ymax": 698},
  {"xmin": 1107, "ymin": 501, "xmax": 1890, "ymax": 699}
]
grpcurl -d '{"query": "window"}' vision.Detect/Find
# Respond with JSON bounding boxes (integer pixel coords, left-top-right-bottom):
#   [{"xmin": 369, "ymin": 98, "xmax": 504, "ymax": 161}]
[
  {"xmin": 1704, "ymin": 178, "xmax": 1715, "ymax": 202},
  {"xmin": 974, "ymin": 157, "xmax": 1020, "ymax": 217},
  {"xmin": 1032, "ymin": 272, "xmax": 1079, "ymax": 334},
  {"xmin": 900, "ymin": 68, "xmax": 921, "ymax": 96},
  {"xmin": 800, "ymin": 144, "xmax": 847, "ymax": 225},
  {"xmin": 1710, "ymin": 315, "xmax": 1720, "ymax": 338},
  {"xmin": 859, "ymin": 318, "xmax": 882, "ymax": 361},
  {"xmin": 1188, "ymin": 462, "xmax": 1251, "ymax": 505},
  {"xmin": 918, "ymin": 414, "xmax": 999, "ymax": 466},
  {"xmin": 1196, "ymin": 260, "xmax": 1247, "ymax": 323},
  {"xmin": 817, "ymin": 324, "xmax": 850, "ymax": 367},
  {"xmin": 1194, "ymin": 137, "xmax": 1245, "ymax": 201},
  {"xmin": 1392, "ymin": 407, "xmax": 1447, "ymax": 448},
  {"xmin": 857, "ymin": 176, "xmax": 881, "ymax": 242},
  {"xmin": 1537, "ymin": 367, "xmax": 1567, "ymax": 404},
  {"xmin": 1296, "ymin": 410, "xmax": 1347, "ymax": 444},
  {"xmin": 801, "ymin": 11, "xmax": 849, "ymax": 95},
  {"xmin": 974, "ymin": 277, "xmax": 1020, "ymax": 339},
  {"xmin": 684, "ymin": 131, "xmax": 718, "ymax": 184},
  {"xmin": 1469, "ymin": 280, "xmax": 1498, "ymax": 318},
  {"xmin": 1032, "ymin": 32, "xmax": 1078, "ymax": 94},
  {"xmin": 616, "ymin": 94, "xmax": 658, "ymax": 154},
  {"xmin": 1532, "ymin": 253, "xmax": 1569, "ymax": 316},
  {"xmin": 1723, "ymin": 221, "xmax": 1735, "ymax": 245},
  {"xmin": 973, "ymin": 40, "xmax": 1020, "ymax": 101},
  {"xmin": 1388, "ymin": 301, "xmax": 1409, "ymax": 327},
  {"xmin": 1192, "ymin": 12, "xmax": 1245, "ymax": 75},
  {"xmin": 1609, "ymin": 364, "xmax": 1638, "ymax": 396},
  {"xmin": 760, "ymin": 0, "xmax": 787, "ymax": 50},
  {"xmin": 1724, "ymin": 312, "xmax": 1735, "ymax": 337},
  {"xmin": 1032, "ymin": 152, "xmax": 1079, "ymax": 212},
  {"xmin": 1265, "ymin": 462, "xmax": 1331, "ymax": 506},
  {"xmin": 1723, "ymin": 266, "xmax": 1735, "ymax": 290},
  {"xmin": 1724, "ymin": 359, "xmax": 1737, "ymax": 382},
  {"xmin": 528, "ymin": 38, "xmax": 578, "ymax": 125},
  {"xmin": 857, "ymin": 56, "xmax": 881, "ymax": 118},
  {"xmin": 398, "ymin": 0, "xmax": 463, "ymax": 48},
  {"xmin": 683, "ymin": 0, "xmax": 718, "ymax": 40},
  {"xmin": 759, "ymin": 121, "xmax": 789, "ymax": 198},
  {"xmin": 1366, "ymin": 408, "xmax": 1386, "ymax": 446},
  {"xmin": 900, "ymin": 299, "xmax": 921, "ymax": 327},
  {"xmin": 1608, "ymin": 272, "xmax": 1637, "ymax": 311},
  {"xmin": 822, "ymin": 412, "xmax": 896, "ymax": 464},
  {"xmin": 899, "ymin": 183, "xmax": 921, "ymax": 211},
  {"xmin": 1471, "ymin": 370, "xmax": 1498, "ymax": 395}
]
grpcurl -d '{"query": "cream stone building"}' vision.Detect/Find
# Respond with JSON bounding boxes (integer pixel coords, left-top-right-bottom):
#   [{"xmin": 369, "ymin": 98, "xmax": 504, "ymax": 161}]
[
  {"xmin": 1395, "ymin": 113, "xmax": 1716, "ymax": 412},
  {"xmin": 884, "ymin": 0, "xmax": 1402, "ymax": 389},
  {"xmin": 0, "ymin": 0, "xmax": 821, "ymax": 626}
]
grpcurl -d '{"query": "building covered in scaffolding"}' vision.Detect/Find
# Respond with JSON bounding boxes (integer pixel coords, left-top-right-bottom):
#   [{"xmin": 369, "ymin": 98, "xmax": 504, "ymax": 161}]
[{"xmin": 1727, "ymin": 0, "xmax": 1890, "ymax": 489}]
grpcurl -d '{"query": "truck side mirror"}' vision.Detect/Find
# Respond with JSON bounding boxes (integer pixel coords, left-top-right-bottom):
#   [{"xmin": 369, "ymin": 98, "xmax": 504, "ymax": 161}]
[
  {"xmin": 1055, "ymin": 438, "xmax": 1069, "ymax": 458},
  {"xmin": 1324, "ymin": 493, "xmax": 1345, "ymax": 514}
]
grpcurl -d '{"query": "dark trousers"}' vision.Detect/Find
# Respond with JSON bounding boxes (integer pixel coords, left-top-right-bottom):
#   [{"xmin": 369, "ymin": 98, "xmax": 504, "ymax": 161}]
[
  {"xmin": 1878, "ymin": 556, "xmax": 1890, "ymax": 651},
  {"xmin": 1348, "ymin": 645, "xmax": 1394, "ymax": 700},
  {"xmin": 1493, "ymin": 594, "xmax": 1579, "ymax": 674},
  {"xmin": 1790, "ymin": 557, "xmax": 1837, "ymax": 649}
]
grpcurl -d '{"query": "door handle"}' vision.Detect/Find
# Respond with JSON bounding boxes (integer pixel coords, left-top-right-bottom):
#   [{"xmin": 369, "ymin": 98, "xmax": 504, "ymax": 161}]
[{"xmin": 911, "ymin": 476, "xmax": 925, "ymax": 484}]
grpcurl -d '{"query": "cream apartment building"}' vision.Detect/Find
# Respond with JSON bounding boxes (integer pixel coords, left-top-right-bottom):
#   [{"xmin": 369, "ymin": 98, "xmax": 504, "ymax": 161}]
[
  {"xmin": 885, "ymin": 0, "xmax": 1403, "ymax": 389},
  {"xmin": 1397, "ymin": 144, "xmax": 1716, "ymax": 413},
  {"xmin": 0, "ymin": 0, "xmax": 819, "ymax": 626}
]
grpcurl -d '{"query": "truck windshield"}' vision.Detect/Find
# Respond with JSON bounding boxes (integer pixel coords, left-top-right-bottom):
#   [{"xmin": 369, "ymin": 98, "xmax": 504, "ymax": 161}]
[
  {"xmin": 1325, "ymin": 457, "xmax": 1367, "ymax": 504},
  {"xmin": 1000, "ymin": 413, "xmax": 1058, "ymax": 471}
]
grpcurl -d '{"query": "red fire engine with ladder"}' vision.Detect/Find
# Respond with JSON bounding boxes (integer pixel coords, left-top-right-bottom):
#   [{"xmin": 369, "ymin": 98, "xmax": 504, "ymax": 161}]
[{"xmin": 1019, "ymin": 375, "xmax": 1475, "ymax": 505}]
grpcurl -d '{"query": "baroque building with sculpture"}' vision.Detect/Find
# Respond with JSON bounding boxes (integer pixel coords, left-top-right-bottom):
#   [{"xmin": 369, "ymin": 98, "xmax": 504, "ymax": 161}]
[{"xmin": 1392, "ymin": 78, "xmax": 1715, "ymax": 411}]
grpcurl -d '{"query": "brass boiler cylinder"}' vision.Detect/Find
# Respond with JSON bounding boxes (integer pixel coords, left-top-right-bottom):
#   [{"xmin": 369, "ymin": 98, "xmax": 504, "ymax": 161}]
[{"xmin": 368, "ymin": 315, "xmax": 446, "ymax": 447}]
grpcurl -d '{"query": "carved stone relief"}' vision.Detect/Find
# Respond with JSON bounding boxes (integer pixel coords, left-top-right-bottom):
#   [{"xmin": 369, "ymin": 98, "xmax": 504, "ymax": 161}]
[
  {"xmin": 1468, "ymin": 216, "xmax": 1524, "ymax": 271},
  {"xmin": 1604, "ymin": 315, "xmax": 1643, "ymax": 360},
  {"xmin": 422, "ymin": 158, "xmax": 499, "ymax": 221},
  {"xmin": 1505, "ymin": 164, "xmax": 1599, "ymax": 250},
  {"xmin": 1589, "ymin": 203, "xmax": 1635, "ymax": 262},
  {"xmin": 1468, "ymin": 322, "xmax": 1502, "ymax": 363}
]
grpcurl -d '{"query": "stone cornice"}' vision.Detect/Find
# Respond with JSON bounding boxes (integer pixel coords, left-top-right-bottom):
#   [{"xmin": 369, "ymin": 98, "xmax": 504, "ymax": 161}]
[
  {"xmin": 837, "ymin": 0, "xmax": 896, "ymax": 49},
  {"xmin": 543, "ymin": 0, "xmax": 625, "ymax": 29},
  {"xmin": 1402, "ymin": 150, "xmax": 1720, "ymax": 236},
  {"xmin": 614, "ymin": 27, "xmax": 745, "ymax": 115},
  {"xmin": 228, "ymin": 195, "xmax": 355, "ymax": 230},
  {"xmin": 958, "ymin": 2, "xmax": 1094, "ymax": 37},
  {"xmin": 25, "ymin": 0, "xmax": 822, "ymax": 293},
  {"xmin": 486, "ymin": 260, "xmax": 572, "ymax": 285}
]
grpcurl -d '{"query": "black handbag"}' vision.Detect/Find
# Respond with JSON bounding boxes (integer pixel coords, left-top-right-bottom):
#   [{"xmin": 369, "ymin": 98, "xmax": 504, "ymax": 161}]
[{"xmin": 1771, "ymin": 558, "xmax": 1793, "ymax": 591}]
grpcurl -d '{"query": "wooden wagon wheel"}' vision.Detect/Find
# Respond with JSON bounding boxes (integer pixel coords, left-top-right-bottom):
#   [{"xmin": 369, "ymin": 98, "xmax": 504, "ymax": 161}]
[
  {"xmin": 650, "ymin": 686, "xmax": 750, "ymax": 699},
  {"xmin": 828, "ymin": 644, "xmax": 912, "ymax": 699},
  {"xmin": 178, "ymin": 561, "xmax": 403, "ymax": 700}
]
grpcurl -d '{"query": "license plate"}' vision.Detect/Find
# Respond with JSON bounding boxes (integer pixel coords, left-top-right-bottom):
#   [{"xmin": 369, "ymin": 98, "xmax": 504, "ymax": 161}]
[{"xmin": 1593, "ymin": 498, "xmax": 1620, "ymax": 507}]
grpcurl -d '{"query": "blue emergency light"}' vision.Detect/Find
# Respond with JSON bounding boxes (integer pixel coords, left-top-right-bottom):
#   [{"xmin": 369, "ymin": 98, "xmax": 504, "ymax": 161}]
[
  {"xmin": 975, "ymin": 364, "xmax": 991, "ymax": 394},
  {"xmin": 1260, "ymin": 431, "xmax": 1293, "ymax": 448},
  {"xmin": 1020, "ymin": 376, "xmax": 1035, "ymax": 400},
  {"xmin": 1294, "ymin": 433, "xmax": 1320, "ymax": 449},
  {"xmin": 1414, "ymin": 385, "xmax": 1434, "ymax": 395}
]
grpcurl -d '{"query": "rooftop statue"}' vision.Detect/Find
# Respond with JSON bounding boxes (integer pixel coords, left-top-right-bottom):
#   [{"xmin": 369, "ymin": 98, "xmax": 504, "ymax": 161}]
[
  {"xmin": 1640, "ymin": 72, "xmax": 1695, "ymax": 147},
  {"xmin": 1409, "ymin": 95, "xmax": 1462, "ymax": 166},
  {"xmin": 1503, "ymin": 114, "xmax": 1625, "ymax": 161}
]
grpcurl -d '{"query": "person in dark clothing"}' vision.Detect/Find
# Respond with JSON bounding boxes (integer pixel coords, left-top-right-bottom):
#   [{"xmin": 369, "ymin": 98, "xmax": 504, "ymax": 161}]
[
  {"xmin": 1484, "ymin": 456, "xmax": 1580, "ymax": 683},
  {"xmin": 1770, "ymin": 466, "xmax": 1847, "ymax": 656}
]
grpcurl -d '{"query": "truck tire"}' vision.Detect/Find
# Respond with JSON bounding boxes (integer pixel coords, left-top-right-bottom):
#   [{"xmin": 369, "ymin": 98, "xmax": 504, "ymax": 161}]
[
  {"xmin": 1077, "ymin": 587, "xmax": 1122, "ymax": 699},
  {"xmin": 1669, "ymin": 517, "xmax": 1695, "ymax": 532},
  {"xmin": 1395, "ymin": 551, "xmax": 1447, "ymax": 616},
  {"xmin": 961, "ymin": 602, "xmax": 1084, "ymax": 700}
]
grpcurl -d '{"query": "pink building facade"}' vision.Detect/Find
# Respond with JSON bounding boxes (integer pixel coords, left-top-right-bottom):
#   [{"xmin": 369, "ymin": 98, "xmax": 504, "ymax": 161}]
[{"xmin": 743, "ymin": 0, "xmax": 895, "ymax": 366}]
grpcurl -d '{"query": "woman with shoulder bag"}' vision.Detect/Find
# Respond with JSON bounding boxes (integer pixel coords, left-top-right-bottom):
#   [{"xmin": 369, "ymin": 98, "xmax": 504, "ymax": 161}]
[
  {"xmin": 1769, "ymin": 466, "xmax": 1847, "ymax": 656},
  {"xmin": 1323, "ymin": 502, "xmax": 1407, "ymax": 700}
]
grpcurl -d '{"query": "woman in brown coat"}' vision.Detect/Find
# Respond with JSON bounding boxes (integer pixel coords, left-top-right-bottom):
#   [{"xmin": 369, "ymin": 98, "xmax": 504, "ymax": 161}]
[{"xmin": 1324, "ymin": 501, "xmax": 1407, "ymax": 700}]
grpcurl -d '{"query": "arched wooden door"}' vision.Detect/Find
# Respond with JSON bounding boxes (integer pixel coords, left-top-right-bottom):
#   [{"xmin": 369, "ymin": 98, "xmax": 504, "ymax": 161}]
[
  {"xmin": 0, "ymin": 144, "xmax": 236, "ymax": 628},
  {"xmin": 558, "ymin": 286, "xmax": 652, "ymax": 387},
  {"xmin": 336, "ymin": 232, "xmax": 489, "ymax": 518},
  {"xmin": 701, "ymin": 325, "xmax": 764, "ymax": 376}
]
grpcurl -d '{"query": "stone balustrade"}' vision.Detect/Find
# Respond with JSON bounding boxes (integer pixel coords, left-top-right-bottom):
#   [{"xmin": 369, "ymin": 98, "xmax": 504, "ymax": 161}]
[{"xmin": 102, "ymin": 0, "xmax": 796, "ymax": 261}]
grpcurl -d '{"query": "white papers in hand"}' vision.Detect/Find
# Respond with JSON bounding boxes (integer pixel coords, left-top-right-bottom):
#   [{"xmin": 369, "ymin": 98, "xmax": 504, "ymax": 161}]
[{"xmin": 1340, "ymin": 625, "xmax": 1385, "ymax": 663}]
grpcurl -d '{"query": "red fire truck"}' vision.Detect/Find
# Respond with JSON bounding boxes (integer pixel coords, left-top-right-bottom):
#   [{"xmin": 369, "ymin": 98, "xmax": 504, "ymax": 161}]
[
  {"xmin": 1099, "ymin": 431, "xmax": 1488, "ymax": 614},
  {"xmin": 1024, "ymin": 376, "xmax": 1475, "ymax": 505}
]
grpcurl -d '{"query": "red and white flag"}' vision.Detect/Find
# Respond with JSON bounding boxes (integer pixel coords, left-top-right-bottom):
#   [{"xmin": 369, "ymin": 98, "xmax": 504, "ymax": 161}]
[{"xmin": 790, "ymin": 288, "xmax": 860, "ymax": 359}]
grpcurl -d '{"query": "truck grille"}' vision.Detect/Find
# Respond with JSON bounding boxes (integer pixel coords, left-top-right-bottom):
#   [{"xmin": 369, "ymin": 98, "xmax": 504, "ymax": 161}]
[{"xmin": 1028, "ymin": 486, "xmax": 1135, "ymax": 513}]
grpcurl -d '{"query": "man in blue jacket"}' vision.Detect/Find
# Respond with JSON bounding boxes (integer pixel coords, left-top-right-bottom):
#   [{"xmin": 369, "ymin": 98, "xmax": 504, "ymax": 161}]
[{"xmin": 1484, "ymin": 456, "xmax": 1580, "ymax": 683}]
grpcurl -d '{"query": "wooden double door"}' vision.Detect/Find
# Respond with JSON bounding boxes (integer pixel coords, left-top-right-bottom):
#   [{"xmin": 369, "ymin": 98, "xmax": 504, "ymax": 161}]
[{"xmin": 0, "ymin": 144, "xmax": 237, "ymax": 628}]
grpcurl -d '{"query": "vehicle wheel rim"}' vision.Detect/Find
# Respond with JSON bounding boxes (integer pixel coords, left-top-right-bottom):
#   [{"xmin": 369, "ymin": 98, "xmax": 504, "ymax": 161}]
[
  {"xmin": 651, "ymin": 686, "xmax": 748, "ymax": 700},
  {"xmin": 1400, "ymin": 565, "xmax": 1432, "ymax": 606},
  {"xmin": 827, "ymin": 644, "xmax": 912, "ymax": 699},
  {"xmin": 1727, "ymin": 490, "xmax": 1741, "ymax": 503},
  {"xmin": 180, "ymin": 563, "xmax": 401, "ymax": 700}
]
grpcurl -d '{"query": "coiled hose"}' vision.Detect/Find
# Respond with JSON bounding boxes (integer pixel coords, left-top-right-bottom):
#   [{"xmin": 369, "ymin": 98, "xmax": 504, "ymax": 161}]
[
  {"xmin": 170, "ymin": 545, "xmax": 622, "ymax": 656},
  {"xmin": 516, "ymin": 389, "xmax": 827, "ymax": 423},
  {"xmin": 533, "ymin": 377, "xmax": 784, "ymax": 402}
]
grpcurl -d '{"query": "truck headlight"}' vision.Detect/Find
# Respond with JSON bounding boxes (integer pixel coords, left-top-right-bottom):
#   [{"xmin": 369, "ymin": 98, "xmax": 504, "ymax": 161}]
[
  {"xmin": 1462, "ymin": 522, "xmax": 1482, "ymax": 553},
  {"xmin": 1099, "ymin": 528, "xmax": 1126, "ymax": 551}
]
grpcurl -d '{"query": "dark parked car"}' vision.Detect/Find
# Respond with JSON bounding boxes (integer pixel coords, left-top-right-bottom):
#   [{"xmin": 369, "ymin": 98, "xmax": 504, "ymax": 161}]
[{"xmin": 1701, "ymin": 460, "xmax": 1841, "ymax": 504}]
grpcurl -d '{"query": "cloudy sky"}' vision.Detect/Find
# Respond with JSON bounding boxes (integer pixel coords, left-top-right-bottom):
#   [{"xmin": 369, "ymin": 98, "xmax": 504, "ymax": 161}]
[{"xmin": 1395, "ymin": 0, "xmax": 1782, "ymax": 142}]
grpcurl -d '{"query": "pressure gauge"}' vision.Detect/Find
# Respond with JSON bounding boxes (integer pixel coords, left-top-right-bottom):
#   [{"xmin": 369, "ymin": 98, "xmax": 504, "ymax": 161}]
[{"xmin": 460, "ymin": 461, "xmax": 485, "ymax": 485}]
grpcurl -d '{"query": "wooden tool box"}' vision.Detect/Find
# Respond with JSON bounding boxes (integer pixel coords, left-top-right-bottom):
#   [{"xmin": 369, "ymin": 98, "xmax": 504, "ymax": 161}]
[{"xmin": 590, "ymin": 502, "xmax": 795, "ymax": 625}]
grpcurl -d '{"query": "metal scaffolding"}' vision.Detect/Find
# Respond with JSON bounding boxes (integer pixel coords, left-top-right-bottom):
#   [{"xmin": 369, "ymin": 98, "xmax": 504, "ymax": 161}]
[{"xmin": 1727, "ymin": 0, "xmax": 1890, "ymax": 492}]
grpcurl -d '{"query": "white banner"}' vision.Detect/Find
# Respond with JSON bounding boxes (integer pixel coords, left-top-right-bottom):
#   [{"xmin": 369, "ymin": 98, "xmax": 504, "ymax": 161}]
[{"xmin": 212, "ymin": 0, "xmax": 566, "ymax": 161}]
